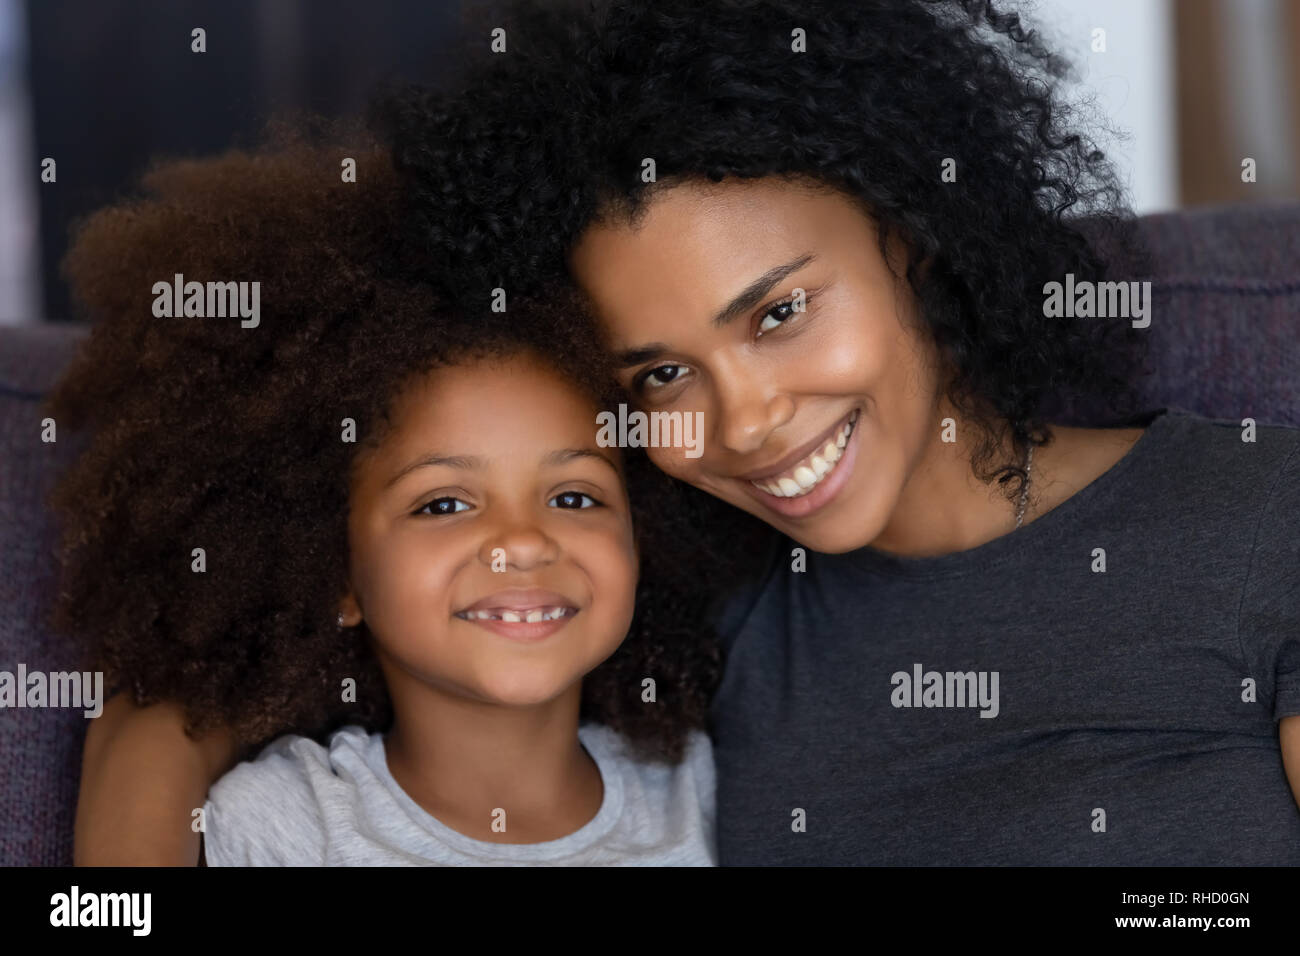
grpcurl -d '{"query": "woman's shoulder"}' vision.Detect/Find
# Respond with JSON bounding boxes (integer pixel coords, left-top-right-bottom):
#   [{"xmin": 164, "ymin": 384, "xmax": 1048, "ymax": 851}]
[
  {"xmin": 1064, "ymin": 406, "xmax": 1298, "ymax": 509},
  {"xmin": 1139, "ymin": 406, "xmax": 1298, "ymax": 500}
]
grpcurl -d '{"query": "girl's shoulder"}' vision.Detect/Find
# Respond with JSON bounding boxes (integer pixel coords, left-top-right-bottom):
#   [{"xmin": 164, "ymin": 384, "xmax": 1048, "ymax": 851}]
[
  {"xmin": 578, "ymin": 722, "xmax": 713, "ymax": 778},
  {"xmin": 202, "ymin": 725, "xmax": 377, "ymax": 865}
]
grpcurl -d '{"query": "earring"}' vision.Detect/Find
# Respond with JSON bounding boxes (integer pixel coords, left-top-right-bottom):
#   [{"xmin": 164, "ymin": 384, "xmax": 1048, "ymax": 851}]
[{"xmin": 337, "ymin": 613, "xmax": 346, "ymax": 628}]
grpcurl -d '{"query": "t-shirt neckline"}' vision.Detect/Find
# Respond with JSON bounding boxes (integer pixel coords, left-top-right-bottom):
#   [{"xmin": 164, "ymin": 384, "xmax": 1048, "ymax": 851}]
[
  {"xmin": 835, "ymin": 406, "xmax": 1176, "ymax": 580},
  {"xmin": 369, "ymin": 723, "xmax": 626, "ymax": 861}
]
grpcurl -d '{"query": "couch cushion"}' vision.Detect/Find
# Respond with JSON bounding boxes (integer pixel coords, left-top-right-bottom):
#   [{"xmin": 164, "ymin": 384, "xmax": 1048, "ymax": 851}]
[
  {"xmin": 1128, "ymin": 201, "xmax": 1300, "ymax": 426},
  {"xmin": 0, "ymin": 322, "xmax": 89, "ymax": 866}
]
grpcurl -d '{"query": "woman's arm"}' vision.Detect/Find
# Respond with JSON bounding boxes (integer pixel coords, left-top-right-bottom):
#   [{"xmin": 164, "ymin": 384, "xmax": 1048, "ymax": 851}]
[
  {"xmin": 75, "ymin": 694, "xmax": 238, "ymax": 865},
  {"xmin": 1282, "ymin": 715, "xmax": 1300, "ymax": 812}
]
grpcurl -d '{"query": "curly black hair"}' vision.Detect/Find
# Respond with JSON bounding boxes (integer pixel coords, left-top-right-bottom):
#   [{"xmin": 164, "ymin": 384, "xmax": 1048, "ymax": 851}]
[
  {"xmin": 48, "ymin": 122, "xmax": 754, "ymax": 763},
  {"xmin": 373, "ymin": 0, "xmax": 1153, "ymax": 496}
]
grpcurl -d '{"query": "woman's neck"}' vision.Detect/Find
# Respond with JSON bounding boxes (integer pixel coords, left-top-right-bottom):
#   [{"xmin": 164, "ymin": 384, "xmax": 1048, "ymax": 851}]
[{"xmin": 868, "ymin": 406, "xmax": 1144, "ymax": 559}]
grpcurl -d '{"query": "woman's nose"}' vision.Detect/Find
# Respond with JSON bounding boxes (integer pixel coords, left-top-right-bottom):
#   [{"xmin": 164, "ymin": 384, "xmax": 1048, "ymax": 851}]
[{"xmin": 713, "ymin": 371, "xmax": 795, "ymax": 456}]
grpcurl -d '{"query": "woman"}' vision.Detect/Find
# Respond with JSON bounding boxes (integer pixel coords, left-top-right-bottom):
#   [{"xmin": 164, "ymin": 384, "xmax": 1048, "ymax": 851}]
[{"xmin": 78, "ymin": 0, "xmax": 1300, "ymax": 864}]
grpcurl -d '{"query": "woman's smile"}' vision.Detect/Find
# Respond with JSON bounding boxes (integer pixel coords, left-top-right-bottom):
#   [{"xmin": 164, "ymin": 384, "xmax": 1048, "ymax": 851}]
[{"xmin": 738, "ymin": 407, "xmax": 862, "ymax": 518}]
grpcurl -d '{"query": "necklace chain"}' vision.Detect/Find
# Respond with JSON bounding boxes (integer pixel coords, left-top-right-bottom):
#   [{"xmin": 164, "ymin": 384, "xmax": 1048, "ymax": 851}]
[{"xmin": 1015, "ymin": 443, "xmax": 1034, "ymax": 530}]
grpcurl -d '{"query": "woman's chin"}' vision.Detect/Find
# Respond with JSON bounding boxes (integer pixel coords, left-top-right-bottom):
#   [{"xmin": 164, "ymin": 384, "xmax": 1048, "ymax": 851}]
[{"xmin": 742, "ymin": 466, "xmax": 892, "ymax": 555}]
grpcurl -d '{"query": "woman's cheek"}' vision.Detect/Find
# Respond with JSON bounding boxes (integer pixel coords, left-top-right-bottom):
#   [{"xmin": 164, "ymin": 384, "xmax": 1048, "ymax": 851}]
[{"xmin": 645, "ymin": 442, "xmax": 699, "ymax": 484}]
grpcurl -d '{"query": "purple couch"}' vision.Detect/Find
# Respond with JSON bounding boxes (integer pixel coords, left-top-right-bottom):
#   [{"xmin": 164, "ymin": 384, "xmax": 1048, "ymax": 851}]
[{"xmin": 2, "ymin": 201, "xmax": 1298, "ymax": 866}]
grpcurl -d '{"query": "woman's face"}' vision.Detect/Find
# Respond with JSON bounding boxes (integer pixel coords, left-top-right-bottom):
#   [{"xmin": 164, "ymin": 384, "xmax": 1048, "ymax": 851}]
[{"xmin": 570, "ymin": 177, "xmax": 946, "ymax": 554}]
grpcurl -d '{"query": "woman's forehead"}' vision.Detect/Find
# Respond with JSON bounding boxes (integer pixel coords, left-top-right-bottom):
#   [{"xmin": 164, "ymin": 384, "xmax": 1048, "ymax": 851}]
[{"xmin": 570, "ymin": 178, "xmax": 877, "ymax": 339}]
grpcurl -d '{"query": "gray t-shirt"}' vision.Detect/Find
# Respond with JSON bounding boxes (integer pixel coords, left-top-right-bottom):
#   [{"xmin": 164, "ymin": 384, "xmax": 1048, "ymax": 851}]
[
  {"xmin": 203, "ymin": 722, "xmax": 715, "ymax": 866},
  {"xmin": 710, "ymin": 407, "xmax": 1300, "ymax": 864}
]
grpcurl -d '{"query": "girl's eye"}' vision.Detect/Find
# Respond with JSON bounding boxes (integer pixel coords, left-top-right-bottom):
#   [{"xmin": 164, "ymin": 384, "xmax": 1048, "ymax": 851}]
[
  {"xmin": 549, "ymin": 490, "xmax": 599, "ymax": 509},
  {"xmin": 637, "ymin": 364, "xmax": 687, "ymax": 391},
  {"xmin": 417, "ymin": 497, "xmax": 471, "ymax": 516},
  {"xmin": 757, "ymin": 296, "xmax": 800, "ymax": 335}
]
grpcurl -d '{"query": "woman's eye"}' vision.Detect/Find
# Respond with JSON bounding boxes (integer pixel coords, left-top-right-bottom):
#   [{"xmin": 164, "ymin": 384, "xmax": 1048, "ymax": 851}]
[
  {"xmin": 417, "ymin": 497, "xmax": 471, "ymax": 516},
  {"xmin": 639, "ymin": 364, "xmax": 687, "ymax": 390},
  {"xmin": 757, "ymin": 297, "xmax": 799, "ymax": 335},
  {"xmin": 549, "ymin": 491, "xmax": 599, "ymax": 509}
]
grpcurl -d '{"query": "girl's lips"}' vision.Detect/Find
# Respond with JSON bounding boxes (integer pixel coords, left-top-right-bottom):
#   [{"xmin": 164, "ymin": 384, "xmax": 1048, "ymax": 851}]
[
  {"xmin": 738, "ymin": 408, "xmax": 862, "ymax": 519},
  {"xmin": 455, "ymin": 608, "xmax": 580, "ymax": 644}
]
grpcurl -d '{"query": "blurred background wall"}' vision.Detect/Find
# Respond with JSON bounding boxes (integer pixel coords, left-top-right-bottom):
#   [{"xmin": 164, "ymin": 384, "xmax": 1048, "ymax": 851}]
[
  {"xmin": 0, "ymin": 0, "xmax": 1297, "ymax": 325},
  {"xmin": 1, "ymin": 0, "xmax": 460, "ymax": 324}
]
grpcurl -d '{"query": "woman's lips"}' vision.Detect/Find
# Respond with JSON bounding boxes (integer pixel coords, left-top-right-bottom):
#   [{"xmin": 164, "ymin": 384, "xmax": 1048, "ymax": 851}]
[
  {"xmin": 747, "ymin": 408, "xmax": 858, "ymax": 496},
  {"xmin": 738, "ymin": 408, "xmax": 862, "ymax": 519}
]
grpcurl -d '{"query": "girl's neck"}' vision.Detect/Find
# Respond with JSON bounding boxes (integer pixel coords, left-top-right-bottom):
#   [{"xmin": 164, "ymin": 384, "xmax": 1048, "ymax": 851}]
[{"xmin": 381, "ymin": 679, "xmax": 604, "ymax": 844}]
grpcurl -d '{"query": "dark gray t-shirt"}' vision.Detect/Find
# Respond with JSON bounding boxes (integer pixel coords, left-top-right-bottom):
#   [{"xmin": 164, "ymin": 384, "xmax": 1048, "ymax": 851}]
[{"xmin": 709, "ymin": 407, "xmax": 1300, "ymax": 865}]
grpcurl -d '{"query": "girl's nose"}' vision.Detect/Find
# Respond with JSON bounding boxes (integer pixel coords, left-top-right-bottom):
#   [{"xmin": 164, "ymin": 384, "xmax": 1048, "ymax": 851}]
[{"xmin": 478, "ymin": 522, "xmax": 560, "ymax": 571}]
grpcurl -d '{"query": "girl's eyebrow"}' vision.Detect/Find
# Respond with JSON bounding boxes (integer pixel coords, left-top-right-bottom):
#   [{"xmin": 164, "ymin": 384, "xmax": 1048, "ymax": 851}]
[
  {"xmin": 386, "ymin": 447, "xmax": 619, "ymax": 489},
  {"xmin": 385, "ymin": 453, "xmax": 483, "ymax": 488},
  {"xmin": 542, "ymin": 447, "xmax": 621, "ymax": 476},
  {"xmin": 615, "ymin": 252, "xmax": 817, "ymax": 368}
]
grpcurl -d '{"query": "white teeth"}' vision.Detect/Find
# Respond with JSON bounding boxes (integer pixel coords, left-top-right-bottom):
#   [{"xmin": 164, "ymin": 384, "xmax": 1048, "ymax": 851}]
[
  {"xmin": 751, "ymin": 410, "xmax": 858, "ymax": 499},
  {"xmin": 463, "ymin": 606, "xmax": 572, "ymax": 623}
]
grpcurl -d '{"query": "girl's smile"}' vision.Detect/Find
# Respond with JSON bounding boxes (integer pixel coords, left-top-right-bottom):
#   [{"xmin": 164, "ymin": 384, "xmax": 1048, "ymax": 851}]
[{"xmin": 454, "ymin": 586, "xmax": 581, "ymax": 642}]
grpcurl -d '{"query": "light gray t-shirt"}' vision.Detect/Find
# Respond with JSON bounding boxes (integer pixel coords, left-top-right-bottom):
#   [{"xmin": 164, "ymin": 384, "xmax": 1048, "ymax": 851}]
[{"xmin": 203, "ymin": 723, "xmax": 716, "ymax": 866}]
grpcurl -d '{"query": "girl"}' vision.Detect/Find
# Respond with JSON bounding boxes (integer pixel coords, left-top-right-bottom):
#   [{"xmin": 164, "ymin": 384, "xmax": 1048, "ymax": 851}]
[
  {"xmin": 79, "ymin": 0, "xmax": 1300, "ymax": 865},
  {"xmin": 54, "ymin": 134, "xmax": 745, "ymax": 865}
]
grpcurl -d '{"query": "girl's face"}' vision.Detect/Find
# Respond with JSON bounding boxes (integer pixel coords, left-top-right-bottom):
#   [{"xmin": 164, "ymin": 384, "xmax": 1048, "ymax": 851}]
[
  {"xmin": 343, "ymin": 352, "xmax": 638, "ymax": 708},
  {"xmin": 570, "ymin": 177, "xmax": 945, "ymax": 554}
]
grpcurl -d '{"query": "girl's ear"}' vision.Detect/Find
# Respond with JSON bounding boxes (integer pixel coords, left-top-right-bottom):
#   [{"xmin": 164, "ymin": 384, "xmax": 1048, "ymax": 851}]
[{"xmin": 336, "ymin": 590, "xmax": 363, "ymax": 629}]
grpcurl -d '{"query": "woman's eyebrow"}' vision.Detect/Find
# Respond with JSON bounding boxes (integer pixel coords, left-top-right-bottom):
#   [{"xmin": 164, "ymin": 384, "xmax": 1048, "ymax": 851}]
[
  {"xmin": 710, "ymin": 253, "xmax": 816, "ymax": 328},
  {"xmin": 615, "ymin": 252, "xmax": 817, "ymax": 368}
]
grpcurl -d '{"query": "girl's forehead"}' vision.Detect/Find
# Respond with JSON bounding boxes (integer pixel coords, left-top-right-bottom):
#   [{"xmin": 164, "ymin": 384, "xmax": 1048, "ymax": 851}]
[{"xmin": 392, "ymin": 353, "xmax": 606, "ymax": 446}]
